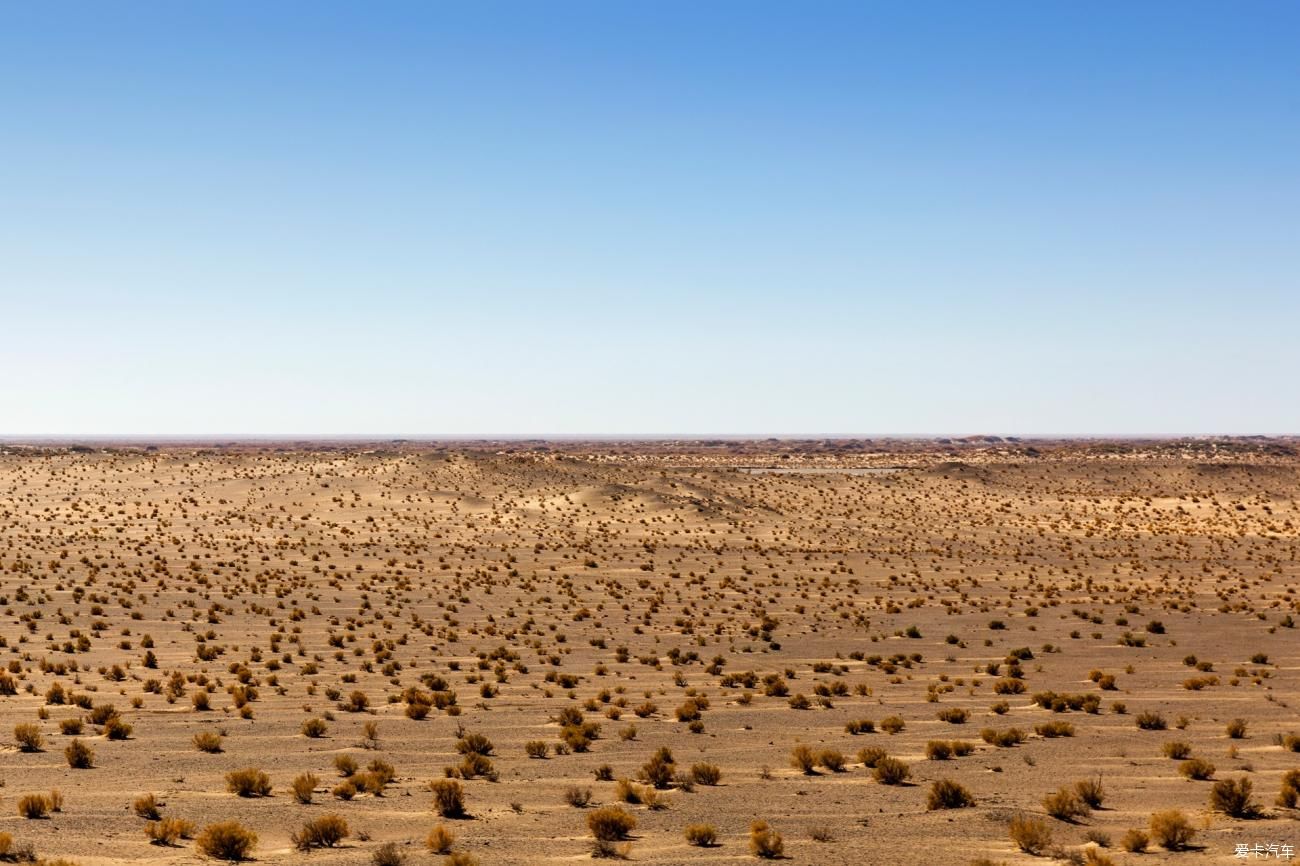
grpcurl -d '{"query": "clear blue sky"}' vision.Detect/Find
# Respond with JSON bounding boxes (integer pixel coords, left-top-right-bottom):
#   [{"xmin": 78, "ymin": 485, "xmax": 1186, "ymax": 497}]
[{"xmin": 2, "ymin": 2, "xmax": 1297, "ymax": 435}]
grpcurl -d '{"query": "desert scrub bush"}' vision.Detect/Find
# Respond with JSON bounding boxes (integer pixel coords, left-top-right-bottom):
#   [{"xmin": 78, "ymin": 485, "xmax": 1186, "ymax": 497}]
[
  {"xmin": 146, "ymin": 817, "xmax": 195, "ymax": 846},
  {"xmin": 292, "ymin": 773, "xmax": 319, "ymax": 804},
  {"xmin": 292, "ymin": 814, "xmax": 349, "ymax": 850},
  {"xmin": 442, "ymin": 854, "xmax": 477, "ymax": 866},
  {"xmin": 1135, "ymin": 711, "xmax": 1166, "ymax": 730},
  {"xmin": 1278, "ymin": 769, "xmax": 1300, "ymax": 808},
  {"xmin": 845, "ymin": 718, "xmax": 874, "ymax": 734},
  {"xmin": 927, "ymin": 778, "xmax": 974, "ymax": 810},
  {"xmin": 690, "ymin": 763, "xmax": 722, "ymax": 786},
  {"xmin": 104, "ymin": 716, "xmax": 132, "ymax": 740},
  {"xmin": 1034, "ymin": 720, "xmax": 1075, "ymax": 738},
  {"xmin": 1225, "ymin": 718, "xmax": 1248, "ymax": 739},
  {"xmin": 980, "ymin": 727, "xmax": 1026, "ymax": 748},
  {"xmin": 133, "ymin": 793, "xmax": 161, "ymax": 820},
  {"xmin": 334, "ymin": 754, "xmax": 359, "ymax": 777},
  {"xmin": 993, "ymin": 678, "xmax": 1026, "ymax": 694},
  {"xmin": 14, "ymin": 723, "xmax": 43, "ymax": 752},
  {"xmin": 564, "ymin": 786, "xmax": 593, "ymax": 807},
  {"xmin": 1210, "ymin": 777, "xmax": 1260, "ymax": 818},
  {"xmin": 749, "ymin": 820, "xmax": 784, "ymax": 859},
  {"xmin": 880, "ymin": 715, "xmax": 906, "ymax": 734},
  {"xmin": 225, "ymin": 768, "xmax": 272, "ymax": 798},
  {"xmin": 926, "ymin": 740, "xmax": 953, "ymax": 760},
  {"xmin": 17, "ymin": 794, "xmax": 51, "ymax": 819},
  {"xmin": 1009, "ymin": 814, "xmax": 1053, "ymax": 854},
  {"xmin": 193, "ymin": 731, "xmax": 224, "ymax": 753},
  {"xmin": 456, "ymin": 732, "xmax": 494, "ymax": 757},
  {"xmin": 301, "ymin": 717, "xmax": 328, "ymax": 738},
  {"xmin": 873, "ymin": 756, "xmax": 910, "ymax": 785},
  {"xmin": 684, "ymin": 823, "xmax": 717, "ymax": 847},
  {"xmin": 196, "ymin": 821, "xmax": 258, "ymax": 861},
  {"xmin": 1075, "ymin": 777, "xmax": 1105, "ymax": 809},
  {"xmin": 1148, "ymin": 810, "xmax": 1195, "ymax": 850},
  {"xmin": 426, "ymin": 824, "xmax": 455, "ymax": 854},
  {"xmin": 937, "ymin": 707, "xmax": 969, "ymax": 724},
  {"xmin": 192, "ymin": 691, "xmax": 211, "ymax": 711},
  {"xmin": 431, "ymin": 779, "xmax": 467, "ymax": 818},
  {"xmin": 524, "ymin": 740, "xmax": 548, "ymax": 759},
  {"xmin": 1162, "ymin": 740, "xmax": 1191, "ymax": 759},
  {"xmin": 1120, "ymin": 828, "xmax": 1148, "ymax": 852},
  {"xmin": 790, "ymin": 744, "xmax": 817, "ymax": 775},
  {"xmin": 64, "ymin": 739, "xmax": 93, "ymax": 769},
  {"xmin": 1179, "ymin": 757, "xmax": 1216, "ymax": 780},
  {"xmin": 818, "ymin": 749, "xmax": 846, "ymax": 772},
  {"xmin": 640, "ymin": 746, "xmax": 675, "ymax": 788},
  {"xmin": 1043, "ymin": 786, "xmax": 1089, "ymax": 821},
  {"xmin": 587, "ymin": 806, "xmax": 636, "ymax": 841},
  {"xmin": 59, "ymin": 718, "xmax": 83, "ymax": 735},
  {"xmin": 857, "ymin": 746, "xmax": 888, "ymax": 768}
]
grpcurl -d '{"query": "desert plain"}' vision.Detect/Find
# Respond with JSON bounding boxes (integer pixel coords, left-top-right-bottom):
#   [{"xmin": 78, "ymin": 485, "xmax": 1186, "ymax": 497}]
[{"xmin": 0, "ymin": 438, "xmax": 1295, "ymax": 866}]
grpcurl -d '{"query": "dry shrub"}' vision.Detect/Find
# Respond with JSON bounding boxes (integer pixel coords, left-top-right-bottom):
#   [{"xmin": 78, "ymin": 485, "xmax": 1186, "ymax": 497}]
[
  {"xmin": 587, "ymin": 806, "xmax": 636, "ymax": 841},
  {"xmin": 1149, "ymin": 810, "xmax": 1195, "ymax": 850},
  {"xmin": 1043, "ymin": 787, "xmax": 1089, "ymax": 821},
  {"xmin": 292, "ymin": 814, "xmax": 349, "ymax": 850},
  {"xmin": 335, "ymin": 754, "xmax": 358, "ymax": 777},
  {"xmin": 193, "ymin": 731, "xmax": 224, "ymax": 753},
  {"xmin": 690, "ymin": 763, "xmax": 722, "ymax": 786},
  {"xmin": 1034, "ymin": 720, "xmax": 1075, "ymax": 738},
  {"xmin": 146, "ymin": 817, "xmax": 195, "ymax": 846},
  {"xmin": 564, "ymin": 786, "xmax": 592, "ymax": 808},
  {"xmin": 1278, "ymin": 769, "xmax": 1300, "ymax": 808},
  {"xmin": 524, "ymin": 740, "xmax": 548, "ymax": 759},
  {"xmin": 873, "ymin": 756, "xmax": 910, "ymax": 785},
  {"xmin": 684, "ymin": 823, "xmax": 717, "ymax": 847},
  {"xmin": 790, "ymin": 744, "xmax": 816, "ymax": 775},
  {"xmin": 880, "ymin": 715, "xmax": 906, "ymax": 734},
  {"xmin": 426, "ymin": 824, "xmax": 455, "ymax": 854},
  {"xmin": 373, "ymin": 842, "xmax": 409, "ymax": 866},
  {"xmin": 442, "ymin": 854, "xmax": 477, "ymax": 866},
  {"xmin": 225, "ymin": 768, "xmax": 272, "ymax": 798},
  {"xmin": 1009, "ymin": 814, "xmax": 1053, "ymax": 854},
  {"xmin": 1225, "ymin": 718, "xmax": 1248, "ymax": 739},
  {"xmin": 857, "ymin": 746, "xmax": 888, "ymax": 768},
  {"xmin": 292, "ymin": 773, "xmax": 319, "ymax": 804},
  {"xmin": 1120, "ymin": 828, "xmax": 1148, "ymax": 852},
  {"xmin": 640, "ymin": 747, "xmax": 674, "ymax": 789},
  {"xmin": 197, "ymin": 821, "xmax": 258, "ymax": 861},
  {"xmin": 926, "ymin": 741, "xmax": 952, "ymax": 760},
  {"xmin": 980, "ymin": 727, "xmax": 1026, "ymax": 748},
  {"xmin": 133, "ymin": 793, "xmax": 161, "ymax": 820},
  {"xmin": 1209, "ymin": 777, "xmax": 1260, "ymax": 818},
  {"xmin": 14, "ymin": 724, "xmax": 43, "ymax": 753},
  {"xmin": 301, "ymin": 718, "xmax": 328, "ymax": 738},
  {"xmin": 818, "ymin": 749, "xmax": 846, "ymax": 772},
  {"xmin": 64, "ymin": 739, "xmax": 94, "ymax": 769},
  {"xmin": 927, "ymin": 779, "xmax": 974, "ymax": 810},
  {"xmin": 1162, "ymin": 740, "xmax": 1191, "ymax": 759},
  {"xmin": 1135, "ymin": 711, "xmax": 1166, "ymax": 730},
  {"xmin": 17, "ymin": 794, "xmax": 50, "ymax": 819},
  {"xmin": 1074, "ymin": 777, "xmax": 1105, "ymax": 809},
  {"xmin": 1083, "ymin": 848, "xmax": 1117, "ymax": 866},
  {"xmin": 1179, "ymin": 757, "xmax": 1215, "ymax": 780},
  {"xmin": 749, "ymin": 821, "xmax": 784, "ymax": 859},
  {"xmin": 431, "ymin": 779, "xmax": 467, "ymax": 818}
]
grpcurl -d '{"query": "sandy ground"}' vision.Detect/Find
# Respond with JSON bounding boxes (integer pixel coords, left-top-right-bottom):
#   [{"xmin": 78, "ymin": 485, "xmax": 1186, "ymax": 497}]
[{"xmin": 0, "ymin": 441, "xmax": 1295, "ymax": 865}]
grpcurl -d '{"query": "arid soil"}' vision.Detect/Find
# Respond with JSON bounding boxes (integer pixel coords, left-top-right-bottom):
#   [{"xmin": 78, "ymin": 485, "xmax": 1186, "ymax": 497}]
[{"xmin": 0, "ymin": 441, "xmax": 1296, "ymax": 865}]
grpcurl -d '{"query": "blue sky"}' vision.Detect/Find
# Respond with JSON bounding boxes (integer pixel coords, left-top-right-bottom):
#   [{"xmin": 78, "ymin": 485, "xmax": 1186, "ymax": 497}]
[{"xmin": 2, "ymin": 2, "xmax": 1297, "ymax": 435}]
